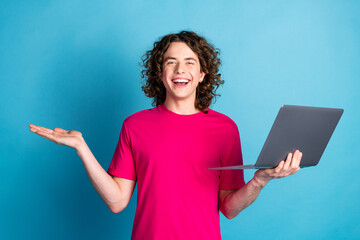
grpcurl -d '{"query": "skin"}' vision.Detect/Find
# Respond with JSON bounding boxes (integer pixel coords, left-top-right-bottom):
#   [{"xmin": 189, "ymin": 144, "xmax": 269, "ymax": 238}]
[
  {"xmin": 161, "ymin": 42, "xmax": 205, "ymax": 115},
  {"xmin": 28, "ymin": 41, "xmax": 302, "ymax": 219},
  {"xmin": 28, "ymin": 124, "xmax": 136, "ymax": 213},
  {"xmin": 219, "ymin": 151, "xmax": 302, "ymax": 219}
]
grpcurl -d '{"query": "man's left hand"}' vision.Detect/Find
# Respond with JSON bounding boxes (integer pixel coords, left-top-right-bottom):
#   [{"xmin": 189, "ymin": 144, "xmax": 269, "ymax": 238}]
[{"xmin": 253, "ymin": 150, "xmax": 303, "ymax": 188}]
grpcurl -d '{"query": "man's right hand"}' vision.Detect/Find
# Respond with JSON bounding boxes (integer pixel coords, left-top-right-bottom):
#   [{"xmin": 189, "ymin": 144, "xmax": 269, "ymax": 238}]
[
  {"xmin": 29, "ymin": 124, "xmax": 84, "ymax": 150},
  {"xmin": 28, "ymin": 123, "xmax": 135, "ymax": 213}
]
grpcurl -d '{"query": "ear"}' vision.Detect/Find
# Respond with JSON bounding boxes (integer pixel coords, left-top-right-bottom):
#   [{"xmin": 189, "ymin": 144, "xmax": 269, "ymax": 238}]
[
  {"xmin": 160, "ymin": 71, "xmax": 165, "ymax": 84},
  {"xmin": 199, "ymin": 71, "xmax": 205, "ymax": 82}
]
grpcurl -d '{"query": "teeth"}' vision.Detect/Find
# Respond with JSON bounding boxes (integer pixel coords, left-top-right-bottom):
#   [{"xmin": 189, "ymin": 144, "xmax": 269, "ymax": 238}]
[{"xmin": 173, "ymin": 79, "xmax": 189, "ymax": 83}]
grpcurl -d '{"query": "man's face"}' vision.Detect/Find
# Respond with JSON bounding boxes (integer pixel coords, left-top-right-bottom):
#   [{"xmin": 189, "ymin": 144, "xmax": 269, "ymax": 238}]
[{"xmin": 161, "ymin": 42, "xmax": 205, "ymax": 104}]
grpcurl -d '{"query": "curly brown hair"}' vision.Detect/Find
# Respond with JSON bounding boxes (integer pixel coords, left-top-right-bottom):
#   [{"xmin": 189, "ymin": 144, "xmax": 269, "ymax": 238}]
[{"xmin": 141, "ymin": 31, "xmax": 224, "ymax": 113}]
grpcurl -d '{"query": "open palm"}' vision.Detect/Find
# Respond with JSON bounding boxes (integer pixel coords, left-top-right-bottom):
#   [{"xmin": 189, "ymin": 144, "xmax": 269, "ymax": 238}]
[{"xmin": 29, "ymin": 124, "xmax": 83, "ymax": 149}]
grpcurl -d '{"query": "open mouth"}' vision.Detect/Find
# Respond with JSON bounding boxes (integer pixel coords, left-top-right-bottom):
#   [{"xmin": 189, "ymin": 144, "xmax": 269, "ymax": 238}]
[{"xmin": 172, "ymin": 78, "xmax": 190, "ymax": 86}]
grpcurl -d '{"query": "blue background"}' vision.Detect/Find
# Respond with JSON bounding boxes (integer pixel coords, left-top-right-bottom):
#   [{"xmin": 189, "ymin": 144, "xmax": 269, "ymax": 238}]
[{"xmin": 1, "ymin": 0, "xmax": 359, "ymax": 239}]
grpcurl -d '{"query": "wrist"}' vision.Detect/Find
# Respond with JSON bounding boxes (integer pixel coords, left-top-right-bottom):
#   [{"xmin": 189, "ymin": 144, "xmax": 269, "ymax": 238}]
[
  {"xmin": 74, "ymin": 137, "xmax": 87, "ymax": 153},
  {"xmin": 251, "ymin": 174, "xmax": 270, "ymax": 190}
]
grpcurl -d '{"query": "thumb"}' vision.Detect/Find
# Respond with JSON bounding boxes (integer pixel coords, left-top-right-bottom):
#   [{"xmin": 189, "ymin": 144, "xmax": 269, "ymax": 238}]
[{"xmin": 53, "ymin": 128, "xmax": 67, "ymax": 133}]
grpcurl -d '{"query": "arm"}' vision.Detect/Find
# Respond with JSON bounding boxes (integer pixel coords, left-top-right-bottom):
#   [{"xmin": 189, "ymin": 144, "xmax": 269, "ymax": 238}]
[
  {"xmin": 219, "ymin": 150, "xmax": 302, "ymax": 219},
  {"xmin": 29, "ymin": 124, "xmax": 135, "ymax": 213}
]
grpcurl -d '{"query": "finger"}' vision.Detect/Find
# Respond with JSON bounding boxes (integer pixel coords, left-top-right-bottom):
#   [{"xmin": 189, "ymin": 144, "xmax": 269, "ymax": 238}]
[
  {"xmin": 291, "ymin": 150, "xmax": 302, "ymax": 168},
  {"xmin": 289, "ymin": 166, "xmax": 301, "ymax": 175},
  {"xmin": 29, "ymin": 124, "xmax": 39, "ymax": 131},
  {"xmin": 30, "ymin": 124, "xmax": 53, "ymax": 134},
  {"xmin": 275, "ymin": 161, "xmax": 285, "ymax": 173},
  {"xmin": 30, "ymin": 127, "xmax": 52, "ymax": 136},
  {"xmin": 32, "ymin": 129, "xmax": 58, "ymax": 143},
  {"xmin": 283, "ymin": 152, "xmax": 293, "ymax": 171}
]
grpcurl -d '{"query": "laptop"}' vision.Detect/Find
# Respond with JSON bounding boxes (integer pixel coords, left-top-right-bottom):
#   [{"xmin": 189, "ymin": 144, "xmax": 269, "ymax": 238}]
[{"xmin": 209, "ymin": 105, "xmax": 343, "ymax": 170}]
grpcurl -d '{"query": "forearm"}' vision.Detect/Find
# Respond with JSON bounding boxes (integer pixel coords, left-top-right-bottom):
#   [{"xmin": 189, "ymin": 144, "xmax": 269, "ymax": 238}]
[
  {"xmin": 29, "ymin": 124, "xmax": 129, "ymax": 212},
  {"xmin": 75, "ymin": 139, "xmax": 124, "ymax": 211},
  {"xmin": 220, "ymin": 177, "xmax": 269, "ymax": 219}
]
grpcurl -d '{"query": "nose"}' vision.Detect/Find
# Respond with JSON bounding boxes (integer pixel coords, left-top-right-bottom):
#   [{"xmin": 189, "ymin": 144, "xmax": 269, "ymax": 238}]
[{"xmin": 175, "ymin": 62, "xmax": 185, "ymax": 74}]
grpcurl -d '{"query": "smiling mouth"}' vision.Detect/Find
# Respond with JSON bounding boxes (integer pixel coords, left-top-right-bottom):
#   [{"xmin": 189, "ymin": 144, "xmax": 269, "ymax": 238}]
[{"xmin": 172, "ymin": 78, "xmax": 190, "ymax": 86}]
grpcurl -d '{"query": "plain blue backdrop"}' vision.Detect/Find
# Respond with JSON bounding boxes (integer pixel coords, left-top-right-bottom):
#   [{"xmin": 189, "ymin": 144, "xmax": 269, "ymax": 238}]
[{"xmin": 1, "ymin": 0, "xmax": 359, "ymax": 239}]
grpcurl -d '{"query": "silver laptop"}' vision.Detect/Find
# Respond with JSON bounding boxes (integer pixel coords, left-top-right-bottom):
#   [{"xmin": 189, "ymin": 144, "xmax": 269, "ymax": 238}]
[{"xmin": 209, "ymin": 105, "xmax": 343, "ymax": 170}]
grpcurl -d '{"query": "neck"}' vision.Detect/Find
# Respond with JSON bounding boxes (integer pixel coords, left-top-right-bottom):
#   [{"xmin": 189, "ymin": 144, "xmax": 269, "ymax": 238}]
[{"xmin": 164, "ymin": 97, "xmax": 200, "ymax": 115}]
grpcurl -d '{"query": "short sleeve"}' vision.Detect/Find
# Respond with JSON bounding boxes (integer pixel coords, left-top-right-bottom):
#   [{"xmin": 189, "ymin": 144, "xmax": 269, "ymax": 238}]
[
  {"xmin": 107, "ymin": 120, "xmax": 137, "ymax": 181},
  {"xmin": 219, "ymin": 123, "xmax": 245, "ymax": 190}
]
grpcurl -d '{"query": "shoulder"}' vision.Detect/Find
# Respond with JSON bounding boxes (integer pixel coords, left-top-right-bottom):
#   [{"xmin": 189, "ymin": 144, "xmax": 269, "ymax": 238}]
[
  {"xmin": 206, "ymin": 108, "xmax": 239, "ymax": 131},
  {"xmin": 206, "ymin": 109, "xmax": 241, "ymax": 142},
  {"xmin": 123, "ymin": 107, "xmax": 159, "ymax": 126}
]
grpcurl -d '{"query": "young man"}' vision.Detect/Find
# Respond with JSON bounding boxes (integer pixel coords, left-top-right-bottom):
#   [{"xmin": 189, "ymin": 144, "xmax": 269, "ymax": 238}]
[{"xmin": 29, "ymin": 31, "xmax": 302, "ymax": 239}]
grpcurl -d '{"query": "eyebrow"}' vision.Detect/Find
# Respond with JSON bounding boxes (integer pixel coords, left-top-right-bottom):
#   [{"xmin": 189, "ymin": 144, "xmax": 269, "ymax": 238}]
[{"xmin": 164, "ymin": 57, "xmax": 198, "ymax": 62}]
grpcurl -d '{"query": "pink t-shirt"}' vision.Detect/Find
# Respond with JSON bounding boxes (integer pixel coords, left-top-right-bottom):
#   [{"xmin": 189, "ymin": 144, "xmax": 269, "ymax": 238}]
[{"xmin": 108, "ymin": 104, "xmax": 245, "ymax": 240}]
